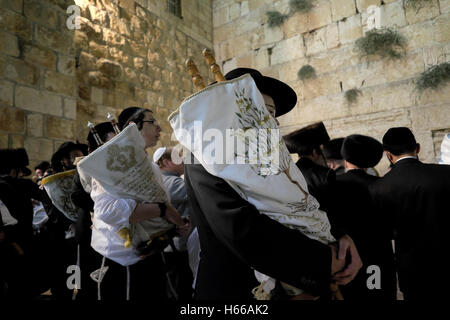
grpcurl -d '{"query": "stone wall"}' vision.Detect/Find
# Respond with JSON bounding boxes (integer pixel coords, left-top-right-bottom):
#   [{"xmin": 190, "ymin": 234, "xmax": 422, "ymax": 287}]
[
  {"xmin": 213, "ymin": 0, "xmax": 450, "ymax": 172},
  {"xmin": 0, "ymin": 0, "xmax": 214, "ymax": 169}
]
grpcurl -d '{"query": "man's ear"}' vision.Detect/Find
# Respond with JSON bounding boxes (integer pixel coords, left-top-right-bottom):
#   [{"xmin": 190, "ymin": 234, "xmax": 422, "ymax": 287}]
[
  {"xmin": 385, "ymin": 151, "xmax": 394, "ymax": 163},
  {"xmin": 416, "ymin": 143, "xmax": 421, "ymax": 155},
  {"xmin": 162, "ymin": 158, "xmax": 171, "ymax": 168}
]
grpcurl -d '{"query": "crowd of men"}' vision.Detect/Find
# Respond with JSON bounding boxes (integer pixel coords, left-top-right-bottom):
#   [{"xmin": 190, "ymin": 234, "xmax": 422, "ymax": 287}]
[{"xmin": 1, "ymin": 67, "xmax": 449, "ymax": 301}]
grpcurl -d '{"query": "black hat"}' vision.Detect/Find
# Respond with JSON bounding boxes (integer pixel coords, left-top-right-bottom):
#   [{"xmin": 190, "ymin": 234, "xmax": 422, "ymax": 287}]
[
  {"xmin": 382, "ymin": 127, "xmax": 417, "ymax": 155},
  {"xmin": 51, "ymin": 141, "xmax": 88, "ymax": 171},
  {"xmin": 224, "ymin": 68, "xmax": 297, "ymax": 117},
  {"xmin": 341, "ymin": 134, "xmax": 383, "ymax": 168},
  {"xmin": 15, "ymin": 148, "xmax": 32, "ymax": 176},
  {"xmin": 0, "ymin": 148, "xmax": 31, "ymax": 176},
  {"xmin": 87, "ymin": 122, "xmax": 115, "ymax": 152},
  {"xmin": 322, "ymin": 138, "xmax": 344, "ymax": 160},
  {"xmin": 283, "ymin": 122, "xmax": 330, "ymax": 154},
  {"xmin": 35, "ymin": 161, "xmax": 51, "ymax": 172}
]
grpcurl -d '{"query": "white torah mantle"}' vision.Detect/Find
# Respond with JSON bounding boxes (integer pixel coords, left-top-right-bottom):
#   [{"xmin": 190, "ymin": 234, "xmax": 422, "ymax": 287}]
[
  {"xmin": 77, "ymin": 123, "xmax": 174, "ymax": 250},
  {"xmin": 41, "ymin": 170, "xmax": 81, "ymax": 222},
  {"xmin": 169, "ymin": 74, "xmax": 335, "ymax": 298}
]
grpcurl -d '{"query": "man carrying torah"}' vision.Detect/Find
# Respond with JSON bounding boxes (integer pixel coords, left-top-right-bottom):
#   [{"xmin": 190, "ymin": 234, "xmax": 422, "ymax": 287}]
[
  {"xmin": 170, "ymin": 63, "xmax": 362, "ymax": 300},
  {"xmin": 77, "ymin": 107, "xmax": 189, "ymax": 300}
]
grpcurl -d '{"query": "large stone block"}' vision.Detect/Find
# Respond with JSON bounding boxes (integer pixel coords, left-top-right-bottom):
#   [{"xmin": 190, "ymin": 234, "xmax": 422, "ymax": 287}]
[
  {"xmin": 433, "ymin": 13, "xmax": 450, "ymax": 44},
  {"xmin": 410, "ymin": 103, "xmax": 450, "ymax": 132},
  {"xmin": 402, "ymin": 20, "xmax": 435, "ymax": 51},
  {"xmin": 88, "ymin": 71, "xmax": 113, "ymax": 89},
  {"xmin": 23, "ymin": 44, "xmax": 57, "ymax": 70},
  {"xmin": 119, "ymin": 0, "xmax": 135, "ymax": 12},
  {"xmin": 326, "ymin": 22, "xmax": 340, "ymax": 49},
  {"xmin": 0, "ymin": 80, "xmax": 14, "ymax": 107},
  {"xmin": 379, "ymin": 0, "xmax": 407, "ymax": 28},
  {"xmin": 0, "ymin": 0, "xmax": 23, "ymax": 13},
  {"xmin": 330, "ymin": 0, "xmax": 356, "ymax": 22},
  {"xmin": 0, "ymin": 57, "xmax": 38, "ymax": 86},
  {"xmin": 34, "ymin": 25, "xmax": 75, "ymax": 55},
  {"xmin": 88, "ymin": 5, "xmax": 110, "ymax": 27},
  {"xmin": 23, "ymin": 137, "xmax": 54, "ymax": 161},
  {"xmin": 283, "ymin": 11, "xmax": 308, "ymax": 38},
  {"xmin": 63, "ymin": 98, "xmax": 77, "ymax": 120},
  {"xmin": 57, "ymin": 55, "xmax": 76, "ymax": 76},
  {"xmin": 0, "ymin": 31, "xmax": 20, "ymax": 57},
  {"xmin": 0, "ymin": 134, "xmax": 8, "ymax": 148},
  {"xmin": 271, "ymin": 34, "xmax": 305, "ymax": 65},
  {"xmin": 89, "ymin": 41, "xmax": 110, "ymax": 59},
  {"xmin": 0, "ymin": 106, "xmax": 25, "ymax": 133},
  {"xmin": 0, "ymin": 8, "xmax": 32, "ymax": 40},
  {"xmin": 355, "ymin": 0, "xmax": 382, "ymax": 12},
  {"xmin": 405, "ymin": 0, "xmax": 440, "ymax": 25},
  {"xmin": 305, "ymin": 27, "xmax": 327, "ymax": 56},
  {"xmin": 260, "ymin": 23, "xmax": 284, "ymax": 46},
  {"xmin": 97, "ymin": 58, "xmax": 123, "ymax": 78},
  {"xmin": 15, "ymin": 86, "xmax": 62, "ymax": 116},
  {"xmin": 308, "ymin": 0, "xmax": 332, "ymax": 31},
  {"xmin": 109, "ymin": 47, "xmax": 131, "ymax": 66},
  {"xmin": 45, "ymin": 71, "xmax": 76, "ymax": 96},
  {"xmin": 441, "ymin": 0, "xmax": 450, "ymax": 13},
  {"xmin": 338, "ymin": 14, "xmax": 362, "ymax": 44},
  {"xmin": 24, "ymin": 0, "xmax": 58, "ymax": 29},
  {"xmin": 10, "ymin": 135, "xmax": 24, "ymax": 148},
  {"xmin": 45, "ymin": 116, "xmax": 75, "ymax": 140},
  {"xmin": 213, "ymin": 5, "xmax": 229, "ymax": 27},
  {"xmin": 26, "ymin": 113, "xmax": 43, "ymax": 137},
  {"xmin": 102, "ymin": 29, "xmax": 127, "ymax": 48}
]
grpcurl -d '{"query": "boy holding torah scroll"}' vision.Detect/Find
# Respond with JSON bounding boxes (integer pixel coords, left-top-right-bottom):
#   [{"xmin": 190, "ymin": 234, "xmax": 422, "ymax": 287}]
[
  {"xmin": 77, "ymin": 107, "xmax": 189, "ymax": 300},
  {"xmin": 171, "ymin": 65, "xmax": 362, "ymax": 300}
]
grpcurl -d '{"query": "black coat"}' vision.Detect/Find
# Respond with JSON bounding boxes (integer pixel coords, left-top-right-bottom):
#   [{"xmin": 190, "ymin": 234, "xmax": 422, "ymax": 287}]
[
  {"xmin": 295, "ymin": 158, "xmax": 336, "ymax": 206},
  {"xmin": 370, "ymin": 158, "xmax": 450, "ymax": 299},
  {"xmin": 184, "ymin": 163, "xmax": 332, "ymax": 300},
  {"xmin": 335, "ymin": 170, "xmax": 396, "ymax": 300}
]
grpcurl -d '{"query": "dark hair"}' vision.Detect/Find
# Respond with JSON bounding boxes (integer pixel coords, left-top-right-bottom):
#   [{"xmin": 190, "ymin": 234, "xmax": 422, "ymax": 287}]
[
  {"xmin": 384, "ymin": 144, "xmax": 417, "ymax": 156},
  {"xmin": 118, "ymin": 107, "xmax": 152, "ymax": 131},
  {"xmin": 35, "ymin": 161, "xmax": 50, "ymax": 172},
  {"xmin": 87, "ymin": 122, "xmax": 115, "ymax": 152}
]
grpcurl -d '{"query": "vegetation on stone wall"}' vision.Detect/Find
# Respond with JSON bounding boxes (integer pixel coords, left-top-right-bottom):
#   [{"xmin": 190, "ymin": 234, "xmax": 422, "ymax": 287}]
[
  {"xmin": 266, "ymin": 11, "xmax": 289, "ymax": 28},
  {"xmin": 355, "ymin": 28, "xmax": 407, "ymax": 60},
  {"xmin": 266, "ymin": 0, "xmax": 314, "ymax": 29},
  {"xmin": 297, "ymin": 65, "xmax": 316, "ymax": 80},
  {"xmin": 289, "ymin": 0, "xmax": 314, "ymax": 13},
  {"xmin": 344, "ymin": 88, "xmax": 362, "ymax": 105},
  {"xmin": 416, "ymin": 62, "xmax": 450, "ymax": 92}
]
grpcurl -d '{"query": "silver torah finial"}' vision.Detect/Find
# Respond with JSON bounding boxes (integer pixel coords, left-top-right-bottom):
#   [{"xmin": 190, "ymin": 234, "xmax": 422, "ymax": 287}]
[
  {"xmin": 87, "ymin": 121, "xmax": 103, "ymax": 146},
  {"xmin": 107, "ymin": 112, "xmax": 121, "ymax": 134}
]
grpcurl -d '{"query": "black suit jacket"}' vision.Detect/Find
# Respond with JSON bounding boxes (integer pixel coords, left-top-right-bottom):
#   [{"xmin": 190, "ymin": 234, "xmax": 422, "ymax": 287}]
[
  {"xmin": 370, "ymin": 158, "xmax": 450, "ymax": 298},
  {"xmin": 184, "ymin": 164, "xmax": 332, "ymax": 300},
  {"xmin": 335, "ymin": 170, "xmax": 396, "ymax": 300}
]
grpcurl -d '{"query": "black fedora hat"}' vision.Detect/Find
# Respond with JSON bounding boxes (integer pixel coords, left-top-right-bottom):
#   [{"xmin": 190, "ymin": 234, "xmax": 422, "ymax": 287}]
[
  {"xmin": 322, "ymin": 138, "xmax": 345, "ymax": 160},
  {"xmin": 51, "ymin": 141, "xmax": 88, "ymax": 171},
  {"xmin": 87, "ymin": 122, "xmax": 115, "ymax": 152},
  {"xmin": 224, "ymin": 68, "xmax": 297, "ymax": 117},
  {"xmin": 0, "ymin": 148, "xmax": 31, "ymax": 176},
  {"xmin": 341, "ymin": 134, "xmax": 383, "ymax": 168},
  {"xmin": 283, "ymin": 122, "xmax": 330, "ymax": 154}
]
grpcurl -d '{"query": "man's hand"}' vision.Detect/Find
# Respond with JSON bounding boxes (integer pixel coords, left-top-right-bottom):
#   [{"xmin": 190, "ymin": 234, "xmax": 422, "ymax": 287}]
[
  {"xmin": 329, "ymin": 243, "xmax": 345, "ymax": 275},
  {"xmin": 332, "ymin": 234, "xmax": 363, "ymax": 285},
  {"xmin": 165, "ymin": 206, "xmax": 185, "ymax": 227}
]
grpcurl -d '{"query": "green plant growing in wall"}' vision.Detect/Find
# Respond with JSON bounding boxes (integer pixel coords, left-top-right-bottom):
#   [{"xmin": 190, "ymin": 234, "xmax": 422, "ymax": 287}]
[
  {"xmin": 266, "ymin": 11, "xmax": 289, "ymax": 28},
  {"xmin": 416, "ymin": 62, "xmax": 450, "ymax": 92},
  {"xmin": 266, "ymin": 0, "xmax": 314, "ymax": 29},
  {"xmin": 297, "ymin": 65, "xmax": 316, "ymax": 80},
  {"xmin": 355, "ymin": 28, "xmax": 407, "ymax": 60},
  {"xmin": 344, "ymin": 80, "xmax": 365, "ymax": 105},
  {"xmin": 289, "ymin": 0, "xmax": 313, "ymax": 13},
  {"xmin": 345, "ymin": 88, "xmax": 362, "ymax": 105}
]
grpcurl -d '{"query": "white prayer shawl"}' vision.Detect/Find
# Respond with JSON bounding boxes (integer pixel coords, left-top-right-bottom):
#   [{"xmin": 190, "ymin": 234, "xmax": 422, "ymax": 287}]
[
  {"xmin": 169, "ymin": 74, "xmax": 335, "ymax": 297},
  {"xmin": 41, "ymin": 170, "xmax": 80, "ymax": 222},
  {"xmin": 77, "ymin": 123, "xmax": 174, "ymax": 252}
]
